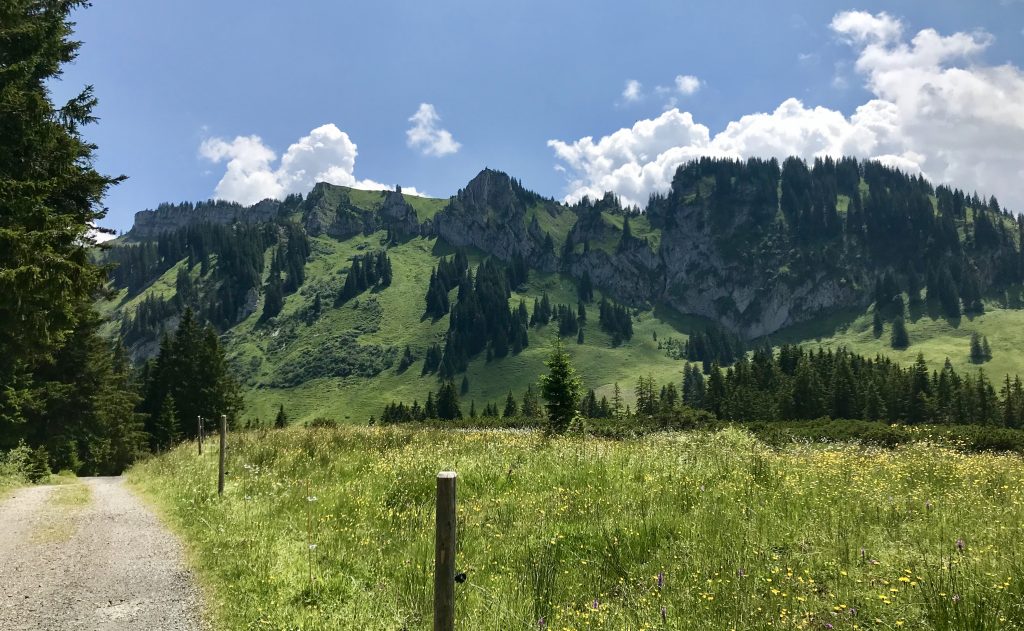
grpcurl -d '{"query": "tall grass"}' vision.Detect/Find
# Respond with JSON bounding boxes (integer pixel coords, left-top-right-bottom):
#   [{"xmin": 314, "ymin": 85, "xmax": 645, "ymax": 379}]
[{"xmin": 129, "ymin": 427, "xmax": 1024, "ymax": 629}]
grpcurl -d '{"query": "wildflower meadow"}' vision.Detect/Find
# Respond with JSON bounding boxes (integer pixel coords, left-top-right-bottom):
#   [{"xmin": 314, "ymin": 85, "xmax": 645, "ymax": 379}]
[{"xmin": 128, "ymin": 426, "xmax": 1024, "ymax": 630}]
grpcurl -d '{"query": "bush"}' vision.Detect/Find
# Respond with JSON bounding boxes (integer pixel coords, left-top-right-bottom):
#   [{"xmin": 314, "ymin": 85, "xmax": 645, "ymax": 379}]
[{"xmin": 0, "ymin": 441, "xmax": 51, "ymax": 485}]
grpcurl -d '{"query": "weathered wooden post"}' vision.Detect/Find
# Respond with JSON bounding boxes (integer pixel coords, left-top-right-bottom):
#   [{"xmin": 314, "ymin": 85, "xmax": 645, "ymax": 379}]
[
  {"xmin": 218, "ymin": 414, "xmax": 227, "ymax": 496},
  {"xmin": 197, "ymin": 416, "xmax": 203, "ymax": 455},
  {"xmin": 434, "ymin": 471, "xmax": 457, "ymax": 631}
]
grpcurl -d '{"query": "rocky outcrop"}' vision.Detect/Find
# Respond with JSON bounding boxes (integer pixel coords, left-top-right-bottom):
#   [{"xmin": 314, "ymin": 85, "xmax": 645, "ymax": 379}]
[
  {"xmin": 433, "ymin": 169, "xmax": 561, "ymax": 272},
  {"xmin": 302, "ymin": 183, "xmax": 425, "ymax": 239},
  {"xmin": 127, "ymin": 199, "xmax": 280, "ymax": 240}
]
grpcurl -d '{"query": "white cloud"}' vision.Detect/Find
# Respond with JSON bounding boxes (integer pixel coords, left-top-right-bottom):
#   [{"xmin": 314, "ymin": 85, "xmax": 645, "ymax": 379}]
[
  {"xmin": 200, "ymin": 124, "xmax": 420, "ymax": 205},
  {"xmin": 674, "ymin": 75, "xmax": 701, "ymax": 95},
  {"xmin": 829, "ymin": 10, "xmax": 902, "ymax": 44},
  {"xmin": 406, "ymin": 103, "xmax": 461, "ymax": 157},
  {"xmin": 550, "ymin": 12, "xmax": 1024, "ymax": 211},
  {"xmin": 87, "ymin": 227, "xmax": 118, "ymax": 243},
  {"xmin": 622, "ymin": 79, "xmax": 643, "ymax": 103}
]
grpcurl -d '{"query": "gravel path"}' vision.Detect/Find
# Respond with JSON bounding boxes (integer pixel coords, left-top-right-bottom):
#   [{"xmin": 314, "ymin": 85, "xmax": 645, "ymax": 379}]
[{"xmin": 0, "ymin": 477, "xmax": 205, "ymax": 630}]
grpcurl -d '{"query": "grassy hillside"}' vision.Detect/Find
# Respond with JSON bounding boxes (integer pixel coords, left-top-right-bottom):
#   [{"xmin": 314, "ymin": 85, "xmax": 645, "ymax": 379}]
[
  {"xmin": 129, "ymin": 425, "xmax": 1024, "ymax": 630},
  {"xmin": 768, "ymin": 301, "xmax": 1024, "ymax": 382},
  {"xmin": 236, "ymin": 232, "xmax": 695, "ymax": 423},
  {"xmin": 100, "ymin": 219, "xmax": 1024, "ymax": 425}
]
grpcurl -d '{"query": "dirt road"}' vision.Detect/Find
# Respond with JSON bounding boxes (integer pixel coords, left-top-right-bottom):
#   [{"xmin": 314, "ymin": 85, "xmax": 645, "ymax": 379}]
[{"xmin": 0, "ymin": 477, "xmax": 205, "ymax": 630}]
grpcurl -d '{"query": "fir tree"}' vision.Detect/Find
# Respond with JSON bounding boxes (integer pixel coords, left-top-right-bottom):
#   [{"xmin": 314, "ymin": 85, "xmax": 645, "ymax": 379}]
[
  {"xmin": 521, "ymin": 384, "xmax": 542, "ymax": 418},
  {"xmin": 539, "ymin": 339, "xmax": 582, "ymax": 432},
  {"xmin": 436, "ymin": 382, "xmax": 462, "ymax": 420},
  {"xmin": 153, "ymin": 395, "xmax": 180, "ymax": 451},
  {"xmin": 503, "ymin": 390, "xmax": 518, "ymax": 418},
  {"xmin": 274, "ymin": 404, "xmax": 288, "ymax": 429},
  {"xmin": 890, "ymin": 316, "xmax": 910, "ymax": 349}
]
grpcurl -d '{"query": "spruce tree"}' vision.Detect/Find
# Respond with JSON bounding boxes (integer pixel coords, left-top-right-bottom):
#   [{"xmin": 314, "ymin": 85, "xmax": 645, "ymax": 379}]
[
  {"xmin": 890, "ymin": 316, "xmax": 910, "ymax": 349},
  {"xmin": 503, "ymin": 390, "xmax": 518, "ymax": 418},
  {"xmin": 539, "ymin": 339, "xmax": 582, "ymax": 433},
  {"xmin": 521, "ymin": 384, "xmax": 542, "ymax": 418},
  {"xmin": 0, "ymin": 1, "xmax": 124, "ymax": 448},
  {"xmin": 153, "ymin": 395, "xmax": 180, "ymax": 451},
  {"xmin": 274, "ymin": 404, "xmax": 288, "ymax": 429},
  {"xmin": 436, "ymin": 382, "xmax": 462, "ymax": 420},
  {"xmin": 970, "ymin": 332, "xmax": 985, "ymax": 364}
]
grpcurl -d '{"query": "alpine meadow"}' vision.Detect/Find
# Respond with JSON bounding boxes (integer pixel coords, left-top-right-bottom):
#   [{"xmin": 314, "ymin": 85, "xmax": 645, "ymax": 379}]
[{"xmin": 5, "ymin": 1, "xmax": 1024, "ymax": 630}]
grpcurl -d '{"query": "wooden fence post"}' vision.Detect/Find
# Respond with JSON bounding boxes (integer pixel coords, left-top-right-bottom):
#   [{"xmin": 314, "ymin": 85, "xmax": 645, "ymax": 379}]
[
  {"xmin": 218, "ymin": 414, "xmax": 227, "ymax": 496},
  {"xmin": 197, "ymin": 416, "xmax": 203, "ymax": 455},
  {"xmin": 434, "ymin": 471, "xmax": 457, "ymax": 631}
]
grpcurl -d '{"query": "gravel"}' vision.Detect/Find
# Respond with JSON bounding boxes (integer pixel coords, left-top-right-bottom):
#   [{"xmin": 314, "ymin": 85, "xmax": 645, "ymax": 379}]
[{"xmin": 0, "ymin": 477, "xmax": 205, "ymax": 630}]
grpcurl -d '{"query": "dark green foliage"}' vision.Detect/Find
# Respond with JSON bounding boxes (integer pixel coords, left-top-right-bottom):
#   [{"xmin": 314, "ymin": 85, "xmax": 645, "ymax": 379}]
[
  {"xmin": 152, "ymin": 395, "xmax": 181, "ymax": 451},
  {"xmin": 461, "ymin": 375, "xmax": 470, "ymax": 395},
  {"xmin": 0, "ymin": 1, "xmax": 132, "ymax": 454},
  {"xmin": 521, "ymin": 384, "xmax": 542, "ymax": 419},
  {"xmin": 670, "ymin": 344, "xmax": 1022, "ymax": 428},
  {"xmin": 617, "ymin": 215, "xmax": 634, "ymax": 252},
  {"xmin": 274, "ymin": 404, "xmax": 288, "ymax": 429},
  {"xmin": 970, "ymin": 333, "xmax": 993, "ymax": 364},
  {"xmin": 891, "ymin": 316, "xmax": 910, "ymax": 349},
  {"xmin": 261, "ymin": 272, "xmax": 284, "ymax": 321},
  {"xmin": 530, "ymin": 292, "xmax": 553, "ymax": 327},
  {"xmin": 682, "ymin": 363, "xmax": 705, "ymax": 409},
  {"xmin": 423, "ymin": 252, "xmax": 468, "ymax": 319},
  {"xmin": 577, "ymin": 271, "xmax": 594, "ymax": 303},
  {"xmin": 434, "ymin": 257, "xmax": 528, "ymax": 377},
  {"xmin": 503, "ymin": 390, "xmax": 518, "ymax": 418},
  {"xmin": 397, "ymin": 345, "xmax": 415, "ymax": 372},
  {"xmin": 278, "ymin": 223, "xmax": 311, "ymax": 294},
  {"xmin": 141, "ymin": 309, "xmax": 242, "ymax": 441},
  {"xmin": 597, "ymin": 298, "xmax": 633, "ymax": 346},
  {"xmin": 684, "ymin": 323, "xmax": 745, "ymax": 369},
  {"xmin": 506, "ymin": 252, "xmax": 528, "ymax": 289},
  {"xmin": 555, "ymin": 303, "xmax": 579, "ymax": 337},
  {"xmin": 113, "ymin": 221, "xmax": 279, "ymax": 336},
  {"xmin": 338, "ymin": 250, "xmax": 392, "ymax": 304},
  {"xmin": 435, "ymin": 382, "xmax": 462, "ymax": 420},
  {"xmin": 539, "ymin": 340, "xmax": 582, "ymax": 433},
  {"xmin": 422, "ymin": 343, "xmax": 443, "ymax": 375}
]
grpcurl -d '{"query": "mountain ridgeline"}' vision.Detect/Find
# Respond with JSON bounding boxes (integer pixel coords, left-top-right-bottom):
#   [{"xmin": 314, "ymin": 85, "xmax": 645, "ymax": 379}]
[{"xmin": 102, "ymin": 156, "xmax": 1024, "ymax": 420}]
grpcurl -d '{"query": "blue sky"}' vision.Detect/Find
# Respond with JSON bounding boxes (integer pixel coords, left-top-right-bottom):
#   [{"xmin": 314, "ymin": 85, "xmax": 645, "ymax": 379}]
[{"xmin": 55, "ymin": 1, "xmax": 1024, "ymax": 233}]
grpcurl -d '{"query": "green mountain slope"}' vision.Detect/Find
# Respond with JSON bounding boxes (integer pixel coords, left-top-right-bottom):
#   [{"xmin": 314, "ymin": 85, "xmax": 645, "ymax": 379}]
[{"xmin": 99, "ymin": 158, "xmax": 1024, "ymax": 423}]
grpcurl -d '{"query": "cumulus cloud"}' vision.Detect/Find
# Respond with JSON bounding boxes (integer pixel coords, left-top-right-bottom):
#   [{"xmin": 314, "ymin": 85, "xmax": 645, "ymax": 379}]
[
  {"xmin": 674, "ymin": 75, "xmax": 701, "ymax": 95},
  {"xmin": 621, "ymin": 79, "xmax": 643, "ymax": 103},
  {"xmin": 551, "ymin": 12, "xmax": 1024, "ymax": 211},
  {"xmin": 200, "ymin": 124, "xmax": 422, "ymax": 205},
  {"xmin": 406, "ymin": 103, "xmax": 461, "ymax": 157}
]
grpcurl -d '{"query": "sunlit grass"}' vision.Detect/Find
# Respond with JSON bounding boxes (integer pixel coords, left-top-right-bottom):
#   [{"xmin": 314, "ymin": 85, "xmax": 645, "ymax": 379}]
[
  {"xmin": 31, "ymin": 482, "xmax": 91, "ymax": 543},
  {"xmin": 130, "ymin": 426, "xmax": 1024, "ymax": 629}
]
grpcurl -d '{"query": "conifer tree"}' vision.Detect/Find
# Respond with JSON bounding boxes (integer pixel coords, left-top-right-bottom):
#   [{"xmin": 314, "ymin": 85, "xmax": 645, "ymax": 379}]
[
  {"xmin": 890, "ymin": 316, "xmax": 910, "ymax": 349},
  {"xmin": 970, "ymin": 332, "xmax": 986, "ymax": 364},
  {"xmin": 521, "ymin": 385, "xmax": 542, "ymax": 418},
  {"xmin": 274, "ymin": 404, "xmax": 288, "ymax": 429},
  {"xmin": 436, "ymin": 382, "xmax": 462, "ymax": 420},
  {"xmin": 0, "ymin": 1, "xmax": 127, "ymax": 451},
  {"xmin": 503, "ymin": 390, "xmax": 518, "ymax": 418},
  {"xmin": 153, "ymin": 395, "xmax": 180, "ymax": 451},
  {"xmin": 539, "ymin": 339, "xmax": 582, "ymax": 432}
]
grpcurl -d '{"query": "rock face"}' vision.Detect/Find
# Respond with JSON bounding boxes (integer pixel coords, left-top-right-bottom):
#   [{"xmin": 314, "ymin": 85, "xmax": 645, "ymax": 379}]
[
  {"xmin": 433, "ymin": 169, "xmax": 561, "ymax": 272},
  {"xmin": 302, "ymin": 184, "xmax": 423, "ymax": 239},
  {"xmin": 426, "ymin": 169, "xmax": 863, "ymax": 338},
  {"xmin": 127, "ymin": 199, "xmax": 280, "ymax": 240},
  {"xmin": 120, "ymin": 169, "xmax": 878, "ymax": 340}
]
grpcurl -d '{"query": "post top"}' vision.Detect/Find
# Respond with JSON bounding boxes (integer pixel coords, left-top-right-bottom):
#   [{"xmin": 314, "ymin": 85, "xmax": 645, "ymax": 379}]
[{"xmin": 437, "ymin": 471, "xmax": 457, "ymax": 479}]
